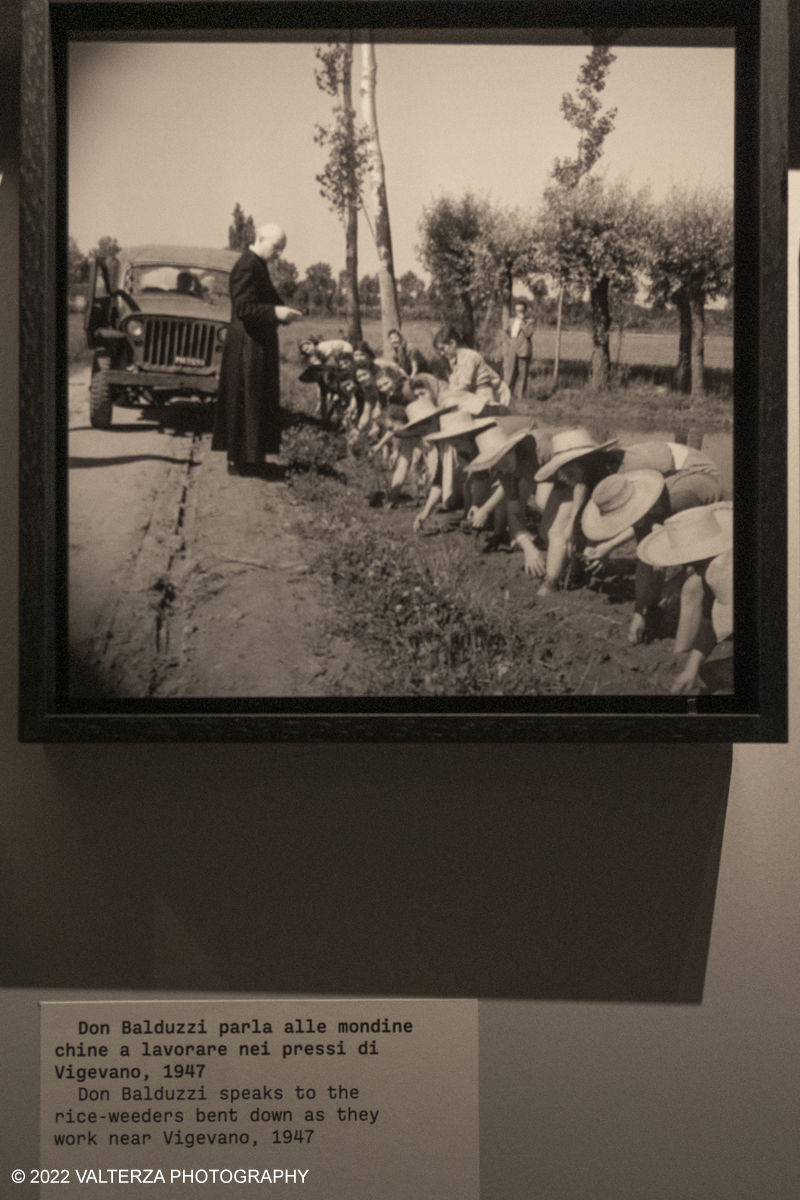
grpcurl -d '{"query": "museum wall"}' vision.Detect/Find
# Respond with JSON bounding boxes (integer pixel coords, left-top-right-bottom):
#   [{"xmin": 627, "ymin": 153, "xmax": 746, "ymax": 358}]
[{"xmin": 1, "ymin": 3, "xmax": 799, "ymax": 1196}]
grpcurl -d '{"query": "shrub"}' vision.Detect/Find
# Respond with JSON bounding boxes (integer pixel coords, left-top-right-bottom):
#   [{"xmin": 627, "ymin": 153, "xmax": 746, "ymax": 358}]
[{"xmin": 280, "ymin": 419, "xmax": 347, "ymax": 478}]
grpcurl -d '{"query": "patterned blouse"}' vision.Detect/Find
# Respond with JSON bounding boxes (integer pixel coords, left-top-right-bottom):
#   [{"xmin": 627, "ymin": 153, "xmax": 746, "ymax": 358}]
[{"xmin": 448, "ymin": 348, "xmax": 505, "ymax": 405}]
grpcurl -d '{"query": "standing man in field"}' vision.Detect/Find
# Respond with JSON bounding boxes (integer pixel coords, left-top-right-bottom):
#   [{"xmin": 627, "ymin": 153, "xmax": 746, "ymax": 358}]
[
  {"xmin": 501, "ymin": 297, "xmax": 535, "ymax": 403},
  {"xmin": 212, "ymin": 223, "xmax": 302, "ymax": 476}
]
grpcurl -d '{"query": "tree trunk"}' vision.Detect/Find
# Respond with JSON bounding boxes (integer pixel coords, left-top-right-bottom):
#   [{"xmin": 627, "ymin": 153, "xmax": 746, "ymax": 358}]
[
  {"xmin": 501, "ymin": 263, "xmax": 514, "ymax": 323},
  {"xmin": 689, "ymin": 289, "xmax": 705, "ymax": 398},
  {"xmin": 553, "ymin": 286, "xmax": 564, "ymax": 383},
  {"xmin": 344, "ymin": 204, "xmax": 361, "ymax": 344},
  {"xmin": 673, "ymin": 286, "xmax": 691, "ymax": 394},
  {"xmin": 459, "ymin": 292, "xmax": 476, "ymax": 349},
  {"xmin": 589, "ymin": 276, "xmax": 611, "ymax": 390},
  {"xmin": 341, "ymin": 44, "xmax": 362, "ymax": 345},
  {"xmin": 360, "ymin": 38, "xmax": 401, "ymax": 346}
]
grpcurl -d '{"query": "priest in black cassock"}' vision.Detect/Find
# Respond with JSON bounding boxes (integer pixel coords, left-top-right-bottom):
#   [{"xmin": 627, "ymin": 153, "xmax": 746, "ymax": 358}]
[{"xmin": 212, "ymin": 224, "xmax": 302, "ymax": 476}]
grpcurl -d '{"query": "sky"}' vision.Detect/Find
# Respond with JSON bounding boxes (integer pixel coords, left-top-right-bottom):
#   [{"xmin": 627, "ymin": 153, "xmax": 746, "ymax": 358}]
[{"xmin": 68, "ymin": 37, "xmax": 734, "ymax": 282}]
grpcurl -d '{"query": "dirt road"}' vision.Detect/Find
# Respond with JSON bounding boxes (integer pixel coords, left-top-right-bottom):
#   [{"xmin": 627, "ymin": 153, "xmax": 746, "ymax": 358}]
[{"xmin": 68, "ymin": 368, "xmax": 357, "ymax": 699}]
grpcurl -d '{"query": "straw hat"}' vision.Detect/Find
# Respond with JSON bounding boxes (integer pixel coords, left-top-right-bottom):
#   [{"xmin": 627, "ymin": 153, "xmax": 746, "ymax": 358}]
[
  {"xmin": 423, "ymin": 409, "xmax": 498, "ymax": 442},
  {"xmin": 636, "ymin": 502, "xmax": 733, "ymax": 567},
  {"xmin": 438, "ymin": 388, "xmax": 485, "ymax": 413},
  {"xmin": 534, "ymin": 427, "xmax": 618, "ymax": 482},
  {"xmin": 464, "ymin": 418, "xmax": 536, "ymax": 474},
  {"xmin": 394, "ymin": 394, "xmax": 457, "ymax": 437},
  {"xmin": 581, "ymin": 470, "xmax": 666, "ymax": 541},
  {"xmin": 706, "ymin": 547, "xmax": 733, "ymax": 640}
]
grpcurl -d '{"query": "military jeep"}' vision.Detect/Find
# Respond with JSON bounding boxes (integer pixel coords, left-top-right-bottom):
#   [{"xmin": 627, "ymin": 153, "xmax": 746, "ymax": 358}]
[{"xmin": 84, "ymin": 244, "xmax": 240, "ymax": 428}]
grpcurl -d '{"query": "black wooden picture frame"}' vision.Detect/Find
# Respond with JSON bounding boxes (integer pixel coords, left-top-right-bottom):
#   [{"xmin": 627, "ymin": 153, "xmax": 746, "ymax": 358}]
[{"xmin": 18, "ymin": 0, "xmax": 788, "ymax": 742}]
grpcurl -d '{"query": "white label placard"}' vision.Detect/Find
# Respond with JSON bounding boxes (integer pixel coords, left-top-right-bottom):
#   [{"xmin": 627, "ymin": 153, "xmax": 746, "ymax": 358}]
[{"xmin": 39, "ymin": 999, "xmax": 478, "ymax": 1199}]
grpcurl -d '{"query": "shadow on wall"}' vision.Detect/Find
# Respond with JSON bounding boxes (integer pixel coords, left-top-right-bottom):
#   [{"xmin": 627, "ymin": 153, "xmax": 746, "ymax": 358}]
[{"xmin": 8, "ymin": 742, "xmax": 734, "ymax": 1003}]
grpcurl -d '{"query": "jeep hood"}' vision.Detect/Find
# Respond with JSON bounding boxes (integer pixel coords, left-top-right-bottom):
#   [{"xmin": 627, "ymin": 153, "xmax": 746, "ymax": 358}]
[{"xmin": 130, "ymin": 295, "xmax": 231, "ymax": 322}]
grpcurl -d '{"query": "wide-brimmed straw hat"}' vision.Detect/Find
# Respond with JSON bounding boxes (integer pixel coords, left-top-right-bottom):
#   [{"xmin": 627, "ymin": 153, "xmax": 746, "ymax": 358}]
[
  {"xmin": 394, "ymin": 394, "xmax": 458, "ymax": 437},
  {"xmin": 534, "ymin": 427, "xmax": 618, "ymax": 482},
  {"xmin": 436, "ymin": 388, "xmax": 485, "ymax": 413},
  {"xmin": 636, "ymin": 501, "xmax": 733, "ymax": 567},
  {"xmin": 464, "ymin": 417, "xmax": 535, "ymax": 474},
  {"xmin": 581, "ymin": 470, "xmax": 666, "ymax": 541},
  {"xmin": 423, "ymin": 409, "xmax": 498, "ymax": 442}
]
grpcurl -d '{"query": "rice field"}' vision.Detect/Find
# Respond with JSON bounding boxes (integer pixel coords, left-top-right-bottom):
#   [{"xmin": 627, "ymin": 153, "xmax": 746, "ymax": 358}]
[{"xmin": 68, "ymin": 310, "xmax": 733, "ymax": 375}]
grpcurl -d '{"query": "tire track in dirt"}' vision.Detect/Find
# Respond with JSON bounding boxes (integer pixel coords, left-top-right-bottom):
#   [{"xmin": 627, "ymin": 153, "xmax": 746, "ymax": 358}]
[
  {"xmin": 157, "ymin": 443, "xmax": 364, "ymax": 698},
  {"xmin": 70, "ymin": 427, "xmax": 200, "ymax": 697},
  {"xmin": 68, "ymin": 366, "xmax": 362, "ymax": 698}
]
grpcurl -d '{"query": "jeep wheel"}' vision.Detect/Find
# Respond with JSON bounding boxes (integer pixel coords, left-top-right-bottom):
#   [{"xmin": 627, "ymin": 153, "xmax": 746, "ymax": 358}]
[{"xmin": 90, "ymin": 356, "xmax": 114, "ymax": 428}]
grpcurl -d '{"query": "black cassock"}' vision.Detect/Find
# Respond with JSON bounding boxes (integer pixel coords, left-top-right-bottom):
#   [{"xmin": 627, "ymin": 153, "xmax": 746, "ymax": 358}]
[{"xmin": 212, "ymin": 248, "xmax": 284, "ymax": 463}]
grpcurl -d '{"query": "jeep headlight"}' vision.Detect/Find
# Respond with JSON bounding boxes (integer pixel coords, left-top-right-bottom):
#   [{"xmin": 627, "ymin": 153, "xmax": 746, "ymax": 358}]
[
  {"xmin": 126, "ymin": 318, "xmax": 144, "ymax": 338},
  {"xmin": 217, "ymin": 326, "xmax": 227, "ymax": 343}
]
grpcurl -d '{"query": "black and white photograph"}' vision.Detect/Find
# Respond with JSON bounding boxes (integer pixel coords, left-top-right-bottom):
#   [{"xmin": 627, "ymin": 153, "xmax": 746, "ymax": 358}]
[{"xmin": 64, "ymin": 28, "xmax": 740, "ymax": 706}]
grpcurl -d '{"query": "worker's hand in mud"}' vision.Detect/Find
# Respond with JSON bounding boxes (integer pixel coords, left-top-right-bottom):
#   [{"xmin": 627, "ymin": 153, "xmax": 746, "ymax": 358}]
[
  {"xmin": 275, "ymin": 306, "xmax": 303, "ymax": 323},
  {"xmin": 521, "ymin": 543, "xmax": 546, "ymax": 578},
  {"xmin": 582, "ymin": 541, "xmax": 607, "ymax": 563},
  {"xmin": 627, "ymin": 613, "xmax": 647, "ymax": 644},
  {"xmin": 413, "ymin": 514, "xmax": 426, "ymax": 534},
  {"xmin": 466, "ymin": 505, "xmax": 488, "ymax": 530},
  {"xmin": 671, "ymin": 666, "xmax": 699, "ymax": 695}
]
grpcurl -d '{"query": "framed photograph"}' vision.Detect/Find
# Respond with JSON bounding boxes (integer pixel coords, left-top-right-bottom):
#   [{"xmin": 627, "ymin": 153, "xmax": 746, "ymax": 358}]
[{"xmin": 19, "ymin": 0, "xmax": 787, "ymax": 742}]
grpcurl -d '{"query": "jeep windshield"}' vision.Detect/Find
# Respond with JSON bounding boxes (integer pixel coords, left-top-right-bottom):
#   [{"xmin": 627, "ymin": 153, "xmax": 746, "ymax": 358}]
[{"xmin": 128, "ymin": 264, "xmax": 230, "ymax": 304}]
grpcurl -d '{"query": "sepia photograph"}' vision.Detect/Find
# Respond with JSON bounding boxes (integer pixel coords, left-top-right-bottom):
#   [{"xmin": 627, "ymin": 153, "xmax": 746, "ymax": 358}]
[{"xmin": 65, "ymin": 29, "xmax": 738, "ymax": 704}]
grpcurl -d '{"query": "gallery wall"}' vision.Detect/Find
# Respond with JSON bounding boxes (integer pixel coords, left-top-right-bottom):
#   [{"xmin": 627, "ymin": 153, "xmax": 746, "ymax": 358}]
[{"xmin": 2, "ymin": 3, "xmax": 800, "ymax": 1196}]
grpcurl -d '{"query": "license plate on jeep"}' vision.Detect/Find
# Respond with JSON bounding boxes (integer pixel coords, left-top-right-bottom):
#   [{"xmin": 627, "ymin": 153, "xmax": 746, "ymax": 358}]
[{"xmin": 174, "ymin": 355, "xmax": 206, "ymax": 367}]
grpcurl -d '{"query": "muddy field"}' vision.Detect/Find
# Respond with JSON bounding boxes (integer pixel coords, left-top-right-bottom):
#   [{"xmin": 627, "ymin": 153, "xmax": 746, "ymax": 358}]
[
  {"xmin": 67, "ymin": 344, "xmax": 733, "ymax": 700},
  {"xmin": 278, "ymin": 432, "xmax": 731, "ymax": 699}
]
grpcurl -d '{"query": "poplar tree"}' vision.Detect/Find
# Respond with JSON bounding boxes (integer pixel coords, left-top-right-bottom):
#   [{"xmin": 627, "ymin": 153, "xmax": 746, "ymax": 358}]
[
  {"xmin": 549, "ymin": 42, "xmax": 618, "ymax": 385},
  {"xmin": 314, "ymin": 41, "xmax": 369, "ymax": 344},
  {"xmin": 359, "ymin": 38, "xmax": 401, "ymax": 344},
  {"xmin": 228, "ymin": 204, "xmax": 255, "ymax": 251}
]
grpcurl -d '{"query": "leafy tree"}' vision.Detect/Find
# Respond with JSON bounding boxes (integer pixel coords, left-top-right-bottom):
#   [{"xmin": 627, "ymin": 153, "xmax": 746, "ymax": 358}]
[
  {"xmin": 359, "ymin": 40, "xmax": 401, "ymax": 342},
  {"xmin": 472, "ymin": 206, "xmax": 540, "ymax": 321},
  {"xmin": 271, "ymin": 258, "xmax": 299, "ymax": 302},
  {"xmin": 397, "ymin": 270, "xmax": 427, "ymax": 310},
  {"xmin": 358, "ymin": 273, "xmax": 380, "ymax": 309},
  {"xmin": 228, "ymin": 203, "xmax": 255, "ymax": 251},
  {"xmin": 538, "ymin": 175, "xmax": 651, "ymax": 389},
  {"xmin": 297, "ymin": 262, "xmax": 337, "ymax": 315},
  {"xmin": 417, "ymin": 196, "xmax": 539, "ymax": 349},
  {"xmin": 90, "ymin": 236, "xmax": 121, "ymax": 261},
  {"xmin": 416, "ymin": 192, "xmax": 491, "ymax": 346},
  {"xmin": 314, "ymin": 41, "xmax": 370, "ymax": 343},
  {"xmin": 645, "ymin": 185, "xmax": 734, "ymax": 396}
]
